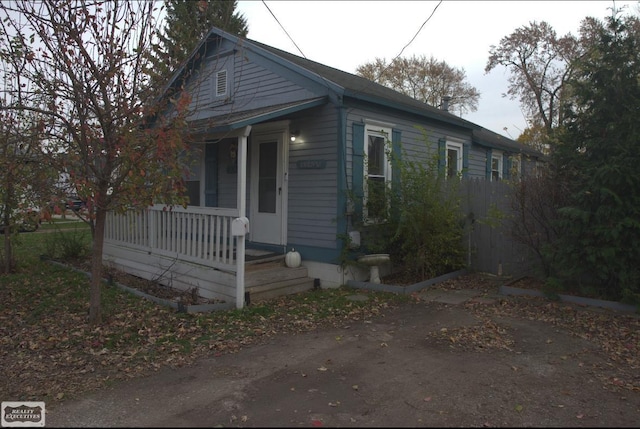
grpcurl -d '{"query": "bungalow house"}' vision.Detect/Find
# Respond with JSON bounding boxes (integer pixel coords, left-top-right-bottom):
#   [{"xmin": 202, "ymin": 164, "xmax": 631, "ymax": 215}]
[{"xmin": 103, "ymin": 27, "xmax": 544, "ymax": 308}]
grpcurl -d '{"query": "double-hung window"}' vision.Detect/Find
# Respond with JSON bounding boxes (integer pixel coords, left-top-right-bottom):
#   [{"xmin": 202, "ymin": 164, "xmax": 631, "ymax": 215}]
[
  {"xmin": 364, "ymin": 125, "xmax": 392, "ymax": 223},
  {"xmin": 445, "ymin": 141, "xmax": 464, "ymax": 178},
  {"xmin": 491, "ymin": 151, "xmax": 503, "ymax": 181}
]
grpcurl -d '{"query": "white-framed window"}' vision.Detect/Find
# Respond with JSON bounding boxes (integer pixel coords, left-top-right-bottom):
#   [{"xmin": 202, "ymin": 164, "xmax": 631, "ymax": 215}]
[
  {"xmin": 491, "ymin": 151, "xmax": 503, "ymax": 181},
  {"xmin": 446, "ymin": 141, "xmax": 463, "ymax": 178},
  {"xmin": 364, "ymin": 125, "xmax": 392, "ymax": 223},
  {"xmin": 214, "ymin": 69, "xmax": 228, "ymax": 97}
]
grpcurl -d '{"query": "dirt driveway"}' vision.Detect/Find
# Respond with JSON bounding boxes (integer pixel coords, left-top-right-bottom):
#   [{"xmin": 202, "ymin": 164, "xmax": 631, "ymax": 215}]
[{"xmin": 46, "ymin": 289, "xmax": 640, "ymax": 427}]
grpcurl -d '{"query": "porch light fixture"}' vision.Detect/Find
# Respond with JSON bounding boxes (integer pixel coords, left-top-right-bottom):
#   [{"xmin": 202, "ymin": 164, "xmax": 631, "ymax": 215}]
[{"xmin": 290, "ymin": 130, "xmax": 299, "ymax": 142}]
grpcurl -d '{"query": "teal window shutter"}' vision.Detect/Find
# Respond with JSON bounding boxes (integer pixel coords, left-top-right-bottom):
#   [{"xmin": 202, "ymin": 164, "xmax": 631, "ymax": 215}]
[
  {"xmin": 503, "ymin": 154, "xmax": 511, "ymax": 180},
  {"xmin": 352, "ymin": 123, "xmax": 365, "ymax": 220},
  {"xmin": 462, "ymin": 143, "xmax": 470, "ymax": 178},
  {"xmin": 438, "ymin": 138, "xmax": 446, "ymax": 174},
  {"xmin": 391, "ymin": 130, "xmax": 402, "ymax": 217},
  {"xmin": 485, "ymin": 148, "xmax": 493, "ymax": 180},
  {"xmin": 391, "ymin": 129, "xmax": 402, "ymax": 184}
]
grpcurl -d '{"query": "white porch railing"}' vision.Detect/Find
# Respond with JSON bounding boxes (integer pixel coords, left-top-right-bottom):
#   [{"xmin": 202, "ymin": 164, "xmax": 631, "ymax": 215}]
[{"xmin": 105, "ymin": 204, "xmax": 240, "ymax": 272}]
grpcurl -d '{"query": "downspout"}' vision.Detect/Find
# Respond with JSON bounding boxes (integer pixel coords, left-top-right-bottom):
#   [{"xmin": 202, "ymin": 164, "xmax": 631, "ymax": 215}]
[{"xmin": 235, "ymin": 125, "xmax": 252, "ymax": 309}]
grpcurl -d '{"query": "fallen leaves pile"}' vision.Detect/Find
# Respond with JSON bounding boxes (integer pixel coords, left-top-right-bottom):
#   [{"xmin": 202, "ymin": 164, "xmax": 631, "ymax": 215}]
[
  {"xmin": 0, "ymin": 260, "xmax": 408, "ymax": 403},
  {"xmin": 426, "ymin": 274, "xmax": 640, "ymax": 392},
  {"xmin": 2, "ymin": 260, "xmax": 639, "ymax": 404}
]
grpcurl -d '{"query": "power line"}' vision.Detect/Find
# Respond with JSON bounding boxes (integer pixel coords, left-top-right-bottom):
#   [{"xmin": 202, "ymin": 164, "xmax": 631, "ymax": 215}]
[
  {"xmin": 261, "ymin": 0, "xmax": 307, "ymax": 59},
  {"xmin": 349, "ymin": 0, "xmax": 443, "ymax": 99},
  {"xmin": 392, "ymin": 0, "xmax": 443, "ymax": 62}
]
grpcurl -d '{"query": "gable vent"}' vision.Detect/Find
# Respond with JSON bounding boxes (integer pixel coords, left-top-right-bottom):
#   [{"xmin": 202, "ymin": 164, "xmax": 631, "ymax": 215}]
[{"xmin": 215, "ymin": 69, "xmax": 227, "ymax": 97}]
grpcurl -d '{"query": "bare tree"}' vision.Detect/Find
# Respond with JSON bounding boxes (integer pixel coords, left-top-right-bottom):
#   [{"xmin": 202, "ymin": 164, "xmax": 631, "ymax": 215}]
[
  {"xmin": 356, "ymin": 54, "xmax": 480, "ymax": 115},
  {"xmin": 0, "ymin": 0, "xmax": 192, "ymax": 325},
  {"xmin": 485, "ymin": 21, "xmax": 579, "ymax": 133}
]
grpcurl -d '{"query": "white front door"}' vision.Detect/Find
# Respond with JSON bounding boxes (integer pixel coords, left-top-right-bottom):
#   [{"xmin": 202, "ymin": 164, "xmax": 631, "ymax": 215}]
[{"xmin": 250, "ymin": 131, "xmax": 287, "ymax": 245}]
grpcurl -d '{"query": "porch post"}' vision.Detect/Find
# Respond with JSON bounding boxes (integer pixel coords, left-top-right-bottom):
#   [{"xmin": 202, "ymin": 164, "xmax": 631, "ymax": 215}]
[
  {"xmin": 237, "ymin": 125, "xmax": 251, "ymax": 217},
  {"xmin": 235, "ymin": 125, "xmax": 251, "ymax": 309}
]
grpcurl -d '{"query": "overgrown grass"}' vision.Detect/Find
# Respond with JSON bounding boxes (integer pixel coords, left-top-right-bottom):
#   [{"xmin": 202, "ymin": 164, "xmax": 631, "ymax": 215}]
[{"xmin": 1, "ymin": 230, "xmax": 412, "ymax": 403}]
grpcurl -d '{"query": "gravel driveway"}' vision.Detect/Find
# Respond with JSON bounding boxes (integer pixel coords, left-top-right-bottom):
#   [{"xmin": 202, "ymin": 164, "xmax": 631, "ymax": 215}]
[{"xmin": 46, "ymin": 292, "xmax": 640, "ymax": 427}]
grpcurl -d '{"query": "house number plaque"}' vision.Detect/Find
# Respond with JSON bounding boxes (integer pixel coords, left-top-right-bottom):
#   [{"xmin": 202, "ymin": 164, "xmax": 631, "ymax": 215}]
[{"xmin": 296, "ymin": 160, "xmax": 326, "ymax": 169}]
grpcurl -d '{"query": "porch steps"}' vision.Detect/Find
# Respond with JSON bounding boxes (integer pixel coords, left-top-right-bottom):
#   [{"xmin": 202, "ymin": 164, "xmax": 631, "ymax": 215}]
[
  {"xmin": 245, "ymin": 260, "xmax": 315, "ymax": 303},
  {"xmin": 246, "ymin": 253, "xmax": 286, "ymax": 265}
]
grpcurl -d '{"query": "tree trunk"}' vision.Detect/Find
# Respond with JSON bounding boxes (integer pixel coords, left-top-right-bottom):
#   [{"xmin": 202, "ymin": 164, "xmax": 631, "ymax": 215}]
[
  {"xmin": 88, "ymin": 208, "xmax": 107, "ymax": 326},
  {"xmin": 3, "ymin": 224, "xmax": 11, "ymax": 274},
  {"xmin": 3, "ymin": 178, "xmax": 14, "ymax": 273}
]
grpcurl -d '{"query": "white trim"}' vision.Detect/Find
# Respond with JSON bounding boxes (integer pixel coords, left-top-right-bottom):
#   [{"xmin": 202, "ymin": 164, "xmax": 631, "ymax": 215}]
[
  {"xmin": 249, "ymin": 129, "xmax": 288, "ymax": 245},
  {"xmin": 363, "ymin": 125, "xmax": 392, "ymax": 223},
  {"xmin": 445, "ymin": 140, "xmax": 463, "ymax": 177},
  {"xmin": 363, "ymin": 118, "xmax": 396, "ymax": 129},
  {"xmin": 237, "ymin": 126, "xmax": 251, "ymax": 218},
  {"xmin": 491, "ymin": 150, "xmax": 503, "ymax": 181},
  {"xmin": 252, "ymin": 119, "xmax": 291, "ymax": 133}
]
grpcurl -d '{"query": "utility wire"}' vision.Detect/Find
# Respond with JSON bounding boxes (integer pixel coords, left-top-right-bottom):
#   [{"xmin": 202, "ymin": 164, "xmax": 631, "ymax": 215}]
[
  {"xmin": 347, "ymin": 0, "xmax": 443, "ymax": 101},
  {"xmin": 260, "ymin": 0, "xmax": 443, "ymax": 85},
  {"xmin": 261, "ymin": 0, "xmax": 307, "ymax": 59},
  {"xmin": 391, "ymin": 0, "xmax": 442, "ymax": 62}
]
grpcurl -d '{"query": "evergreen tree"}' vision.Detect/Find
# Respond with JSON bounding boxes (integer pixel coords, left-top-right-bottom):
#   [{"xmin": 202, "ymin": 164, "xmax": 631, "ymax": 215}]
[
  {"xmin": 551, "ymin": 11, "xmax": 640, "ymax": 302},
  {"xmin": 148, "ymin": 0, "xmax": 248, "ymax": 91}
]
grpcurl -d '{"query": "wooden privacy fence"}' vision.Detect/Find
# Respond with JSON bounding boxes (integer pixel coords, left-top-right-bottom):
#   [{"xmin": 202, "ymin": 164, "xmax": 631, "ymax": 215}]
[{"xmin": 459, "ymin": 178, "xmax": 538, "ymax": 277}]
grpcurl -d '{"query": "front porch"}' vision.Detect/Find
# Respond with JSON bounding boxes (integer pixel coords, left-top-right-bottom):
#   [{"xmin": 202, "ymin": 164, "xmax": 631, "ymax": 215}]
[{"xmin": 103, "ymin": 204, "xmax": 314, "ymax": 308}]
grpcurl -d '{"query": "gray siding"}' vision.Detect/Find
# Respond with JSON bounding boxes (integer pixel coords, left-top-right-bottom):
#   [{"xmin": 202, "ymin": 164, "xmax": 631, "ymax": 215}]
[
  {"xmin": 185, "ymin": 40, "xmax": 320, "ymax": 122},
  {"xmin": 344, "ymin": 106, "xmax": 473, "ymax": 195},
  {"xmin": 286, "ymin": 104, "xmax": 339, "ymax": 249},
  {"xmin": 467, "ymin": 146, "xmax": 487, "ymax": 179}
]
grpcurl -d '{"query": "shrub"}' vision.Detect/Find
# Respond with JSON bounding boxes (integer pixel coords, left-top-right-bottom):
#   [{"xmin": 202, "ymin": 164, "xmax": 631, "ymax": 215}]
[
  {"xmin": 43, "ymin": 224, "xmax": 90, "ymax": 260},
  {"xmin": 354, "ymin": 132, "xmax": 465, "ymax": 281}
]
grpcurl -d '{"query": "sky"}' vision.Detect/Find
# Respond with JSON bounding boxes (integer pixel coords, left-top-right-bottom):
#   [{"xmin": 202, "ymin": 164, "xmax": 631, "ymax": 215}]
[{"xmin": 236, "ymin": 0, "xmax": 638, "ymax": 139}]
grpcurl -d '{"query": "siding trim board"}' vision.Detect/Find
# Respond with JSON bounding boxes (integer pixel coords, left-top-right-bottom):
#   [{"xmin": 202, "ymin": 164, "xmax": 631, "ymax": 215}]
[
  {"xmin": 194, "ymin": 97, "xmax": 328, "ymax": 135},
  {"xmin": 391, "ymin": 129, "xmax": 402, "ymax": 220},
  {"xmin": 352, "ymin": 122, "xmax": 365, "ymax": 222},
  {"xmin": 336, "ymin": 106, "xmax": 348, "ymax": 255}
]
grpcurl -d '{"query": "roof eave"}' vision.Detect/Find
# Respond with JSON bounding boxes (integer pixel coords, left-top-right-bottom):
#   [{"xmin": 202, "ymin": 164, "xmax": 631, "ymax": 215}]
[
  {"xmin": 473, "ymin": 139, "xmax": 544, "ymax": 158},
  {"xmin": 343, "ymin": 91, "xmax": 480, "ymax": 131},
  {"xmin": 191, "ymin": 97, "xmax": 328, "ymax": 136}
]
